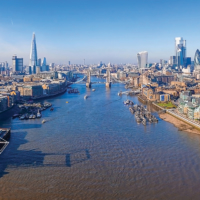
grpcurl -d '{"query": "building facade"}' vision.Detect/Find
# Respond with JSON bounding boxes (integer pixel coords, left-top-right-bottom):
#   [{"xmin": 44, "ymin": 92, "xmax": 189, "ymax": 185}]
[
  {"xmin": 137, "ymin": 51, "xmax": 148, "ymax": 68},
  {"xmin": 12, "ymin": 55, "xmax": 23, "ymax": 72}
]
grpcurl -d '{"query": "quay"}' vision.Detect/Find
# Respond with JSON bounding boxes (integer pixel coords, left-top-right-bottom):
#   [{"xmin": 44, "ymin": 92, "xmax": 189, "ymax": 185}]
[
  {"xmin": 138, "ymin": 94, "xmax": 147, "ymax": 104},
  {"xmin": 31, "ymin": 88, "xmax": 67, "ymax": 100}
]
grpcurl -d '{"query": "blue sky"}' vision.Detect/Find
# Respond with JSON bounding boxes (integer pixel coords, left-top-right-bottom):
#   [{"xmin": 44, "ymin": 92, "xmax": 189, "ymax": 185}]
[{"xmin": 0, "ymin": 0, "xmax": 200, "ymax": 65}]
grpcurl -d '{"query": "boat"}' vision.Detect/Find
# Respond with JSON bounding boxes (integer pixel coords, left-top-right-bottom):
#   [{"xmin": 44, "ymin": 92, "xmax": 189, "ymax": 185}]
[
  {"xmin": 92, "ymin": 89, "xmax": 96, "ymax": 92},
  {"xmin": 66, "ymin": 101, "xmax": 69, "ymax": 103},
  {"xmin": 32, "ymin": 115, "xmax": 36, "ymax": 119},
  {"xmin": 19, "ymin": 115, "xmax": 25, "ymax": 120},
  {"xmin": 25, "ymin": 114, "xmax": 29, "ymax": 119},
  {"xmin": 68, "ymin": 88, "xmax": 79, "ymax": 94},
  {"xmin": 42, "ymin": 119, "xmax": 46, "ymax": 124},
  {"xmin": 129, "ymin": 107, "xmax": 135, "ymax": 114},
  {"xmin": 123, "ymin": 99, "xmax": 134, "ymax": 105},
  {"xmin": 12, "ymin": 114, "xmax": 19, "ymax": 119},
  {"xmin": 84, "ymin": 95, "xmax": 88, "ymax": 99},
  {"xmin": 142, "ymin": 119, "xmax": 147, "ymax": 126},
  {"xmin": 123, "ymin": 100, "xmax": 130, "ymax": 105},
  {"xmin": 37, "ymin": 110, "xmax": 42, "ymax": 118},
  {"xmin": 136, "ymin": 117, "xmax": 142, "ymax": 123},
  {"xmin": 29, "ymin": 114, "xmax": 33, "ymax": 119},
  {"xmin": 44, "ymin": 103, "xmax": 52, "ymax": 108},
  {"xmin": 129, "ymin": 101, "xmax": 134, "ymax": 105}
]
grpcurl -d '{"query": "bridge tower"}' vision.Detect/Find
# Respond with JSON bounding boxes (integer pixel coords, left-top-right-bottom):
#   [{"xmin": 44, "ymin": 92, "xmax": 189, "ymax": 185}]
[
  {"xmin": 106, "ymin": 68, "xmax": 111, "ymax": 88},
  {"xmin": 86, "ymin": 70, "xmax": 91, "ymax": 88}
]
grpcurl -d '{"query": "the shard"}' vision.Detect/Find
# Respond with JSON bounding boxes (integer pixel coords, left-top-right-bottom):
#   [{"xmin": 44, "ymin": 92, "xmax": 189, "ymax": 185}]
[{"xmin": 29, "ymin": 33, "xmax": 37, "ymax": 74}]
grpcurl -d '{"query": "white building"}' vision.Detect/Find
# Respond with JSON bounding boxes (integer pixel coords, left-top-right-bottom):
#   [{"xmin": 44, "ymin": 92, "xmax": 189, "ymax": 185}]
[{"xmin": 137, "ymin": 51, "xmax": 148, "ymax": 68}]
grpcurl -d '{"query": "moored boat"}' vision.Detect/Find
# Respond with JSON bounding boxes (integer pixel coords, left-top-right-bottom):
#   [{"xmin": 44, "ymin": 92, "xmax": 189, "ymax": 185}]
[{"xmin": 37, "ymin": 110, "xmax": 42, "ymax": 118}]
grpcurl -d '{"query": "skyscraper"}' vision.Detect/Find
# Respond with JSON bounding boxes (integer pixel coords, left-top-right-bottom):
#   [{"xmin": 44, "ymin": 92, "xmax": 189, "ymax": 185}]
[
  {"xmin": 194, "ymin": 49, "xmax": 200, "ymax": 71},
  {"xmin": 170, "ymin": 56, "xmax": 176, "ymax": 65},
  {"xmin": 137, "ymin": 51, "xmax": 148, "ymax": 68},
  {"xmin": 175, "ymin": 37, "xmax": 186, "ymax": 68},
  {"xmin": 12, "ymin": 55, "xmax": 23, "ymax": 72},
  {"xmin": 41, "ymin": 57, "xmax": 46, "ymax": 71},
  {"xmin": 29, "ymin": 33, "xmax": 37, "ymax": 74},
  {"xmin": 37, "ymin": 58, "xmax": 41, "ymax": 67}
]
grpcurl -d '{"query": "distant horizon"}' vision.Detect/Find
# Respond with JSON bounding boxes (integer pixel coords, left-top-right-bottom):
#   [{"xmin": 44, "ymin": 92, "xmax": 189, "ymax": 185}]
[{"xmin": 0, "ymin": 0, "xmax": 199, "ymax": 65}]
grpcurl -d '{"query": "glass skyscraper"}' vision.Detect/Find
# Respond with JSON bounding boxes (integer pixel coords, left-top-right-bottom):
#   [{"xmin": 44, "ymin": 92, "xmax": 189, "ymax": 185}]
[
  {"xmin": 12, "ymin": 55, "xmax": 23, "ymax": 72},
  {"xmin": 194, "ymin": 49, "xmax": 200, "ymax": 71},
  {"xmin": 41, "ymin": 57, "xmax": 46, "ymax": 71},
  {"xmin": 137, "ymin": 51, "xmax": 148, "ymax": 68},
  {"xmin": 175, "ymin": 37, "xmax": 186, "ymax": 68},
  {"xmin": 29, "ymin": 33, "xmax": 37, "ymax": 74}
]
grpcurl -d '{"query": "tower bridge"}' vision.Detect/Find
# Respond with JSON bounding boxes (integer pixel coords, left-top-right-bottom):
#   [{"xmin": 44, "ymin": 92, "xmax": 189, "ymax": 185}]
[{"xmin": 72, "ymin": 68, "xmax": 130, "ymax": 86}]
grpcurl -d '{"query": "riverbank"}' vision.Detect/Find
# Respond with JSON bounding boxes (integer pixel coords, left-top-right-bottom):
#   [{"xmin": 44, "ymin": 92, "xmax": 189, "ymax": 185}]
[{"xmin": 159, "ymin": 113, "xmax": 200, "ymax": 134}]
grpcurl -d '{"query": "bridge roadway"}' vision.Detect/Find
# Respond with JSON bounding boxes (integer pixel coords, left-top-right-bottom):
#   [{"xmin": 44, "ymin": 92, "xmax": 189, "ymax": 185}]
[{"xmin": 70, "ymin": 75, "xmax": 130, "ymax": 85}]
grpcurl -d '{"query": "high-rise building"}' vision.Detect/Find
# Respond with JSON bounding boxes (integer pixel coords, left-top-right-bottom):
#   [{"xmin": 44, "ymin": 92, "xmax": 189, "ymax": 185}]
[
  {"xmin": 170, "ymin": 56, "xmax": 176, "ymax": 65},
  {"xmin": 41, "ymin": 57, "xmax": 46, "ymax": 71},
  {"xmin": 50, "ymin": 63, "xmax": 54, "ymax": 69},
  {"xmin": 194, "ymin": 49, "xmax": 200, "ymax": 71},
  {"xmin": 12, "ymin": 55, "xmax": 23, "ymax": 72},
  {"xmin": 28, "ymin": 66, "xmax": 32, "ymax": 74},
  {"xmin": 37, "ymin": 58, "xmax": 41, "ymax": 66},
  {"xmin": 36, "ymin": 66, "xmax": 41, "ymax": 74},
  {"xmin": 137, "ymin": 51, "xmax": 148, "ymax": 68},
  {"xmin": 185, "ymin": 57, "xmax": 191, "ymax": 67},
  {"xmin": 175, "ymin": 37, "xmax": 186, "ymax": 68},
  {"xmin": 68, "ymin": 61, "xmax": 70, "ymax": 65},
  {"xmin": 29, "ymin": 33, "xmax": 37, "ymax": 74}
]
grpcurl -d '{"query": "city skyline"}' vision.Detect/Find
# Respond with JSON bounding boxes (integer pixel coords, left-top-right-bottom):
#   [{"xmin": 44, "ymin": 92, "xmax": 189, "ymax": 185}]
[{"xmin": 0, "ymin": 0, "xmax": 200, "ymax": 64}]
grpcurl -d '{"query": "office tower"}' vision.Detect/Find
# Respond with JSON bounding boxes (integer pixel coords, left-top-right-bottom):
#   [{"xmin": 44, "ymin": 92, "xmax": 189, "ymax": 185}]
[
  {"xmin": 28, "ymin": 66, "xmax": 32, "ymax": 74},
  {"xmin": 137, "ymin": 51, "xmax": 148, "ymax": 68},
  {"xmin": 50, "ymin": 63, "xmax": 54, "ymax": 68},
  {"xmin": 175, "ymin": 37, "xmax": 186, "ymax": 68},
  {"xmin": 36, "ymin": 66, "xmax": 40, "ymax": 74},
  {"xmin": 5, "ymin": 61, "xmax": 8, "ymax": 69},
  {"xmin": 170, "ymin": 56, "xmax": 176, "ymax": 65},
  {"xmin": 12, "ymin": 55, "xmax": 23, "ymax": 72},
  {"xmin": 41, "ymin": 57, "xmax": 46, "ymax": 71},
  {"xmin": 1, "ymin": 62, "xmax": 5, "ymax": 72},
  {"xmin": 185, "ymin": 57, "xmax": 191, "ymax": 67},
  {"xmin": 68, "ymin": 61, "xmax": 70, "ymax": 65},
  {"xmin": 37, "ymin": 58, "xmax": 41, "ymax": 66},
  {"xmin": 194, "ymin": 49, "xmax": 200, "ymax": 71},
  {"xmin": 29, "ymin": 33, "xmax": 37, "ymax": 74},
  {"xmin": 46, "ymin": 65, "xmax": 49, "ymax": 71}
]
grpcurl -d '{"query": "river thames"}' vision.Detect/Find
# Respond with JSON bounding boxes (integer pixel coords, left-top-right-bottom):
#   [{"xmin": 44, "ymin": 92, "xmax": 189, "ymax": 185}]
[{"xmin": 1, "ymin": 77, "xmax": 200, "ymax": 200}]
